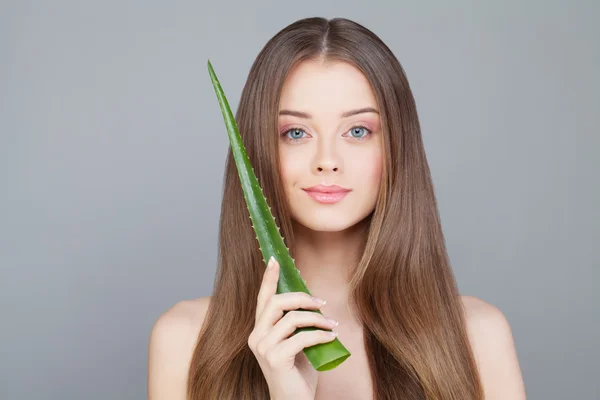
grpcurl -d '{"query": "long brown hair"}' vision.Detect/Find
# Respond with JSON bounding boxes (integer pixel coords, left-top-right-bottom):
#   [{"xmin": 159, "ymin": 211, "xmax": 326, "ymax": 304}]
[{"xmin": 188, "ymin": 17, "xmax": 483, "ymax": 400}]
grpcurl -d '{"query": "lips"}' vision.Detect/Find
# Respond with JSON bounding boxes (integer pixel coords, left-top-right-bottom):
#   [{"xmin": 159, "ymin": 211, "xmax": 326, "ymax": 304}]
[
  {"xmin": 302, "ymin": 184, "xmax": 351, "ymax": 204},
  {"xmin": 302, "ymin": 184, "xmax": 351, "ymax": 194}
]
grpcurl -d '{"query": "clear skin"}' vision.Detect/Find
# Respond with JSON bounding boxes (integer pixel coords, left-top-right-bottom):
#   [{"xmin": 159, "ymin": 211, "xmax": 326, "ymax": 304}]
[
  {"xmin": 277, "ymin": 59, "xmax": 383, "ymax": 306},
  {"xmin": 147, "ymin": 60, "xmax": 526, "ymax": 400},
  {"xmin": 248, "ymin": 59, "xmax": 384, "ymax": 399}
]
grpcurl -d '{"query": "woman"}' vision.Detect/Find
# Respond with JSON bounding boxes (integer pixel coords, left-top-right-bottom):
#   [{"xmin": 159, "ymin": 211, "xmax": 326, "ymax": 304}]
[{"xmin": 148, "ymin": 17, "xmax": 526, "ymax": 400}]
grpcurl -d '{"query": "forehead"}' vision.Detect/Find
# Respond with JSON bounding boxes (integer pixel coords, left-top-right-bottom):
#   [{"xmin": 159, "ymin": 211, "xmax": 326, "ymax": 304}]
[{"xmin": 278, "ymin": 60, "xmax": 378, "ymax": 116}]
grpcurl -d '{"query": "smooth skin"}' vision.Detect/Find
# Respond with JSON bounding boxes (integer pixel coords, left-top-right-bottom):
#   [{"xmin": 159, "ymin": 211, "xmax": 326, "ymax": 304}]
[
  {"xmin": 148, "ymin": 296, "xmax": 526, "ymax": 399},
  {"xmin": 148, "ymin": 59, "xmax": 526, "ymax": 399},
  {"xmin": 247, "ymin": 257, "xmax": 337, "ymax": 400}
]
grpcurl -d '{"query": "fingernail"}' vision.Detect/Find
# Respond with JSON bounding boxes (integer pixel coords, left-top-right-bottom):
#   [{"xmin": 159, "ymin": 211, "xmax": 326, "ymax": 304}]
[
  {"xmin": 267, "ymin": 256, "xmax": 274, "ymax": 269},
  {"xmin": 270, "ymin": 256, "xmax": 278, "ymax": 269},
  {"xmin": 326, "ymin": 317, "xmax": 339, "ymax": 327},
  {"xmin": 327, "ymin": 331, "xmax": 338, "ymax": 337},
  {"xmin": 312, "ymin": 297, "xmax": 326, "ymax": 305}
]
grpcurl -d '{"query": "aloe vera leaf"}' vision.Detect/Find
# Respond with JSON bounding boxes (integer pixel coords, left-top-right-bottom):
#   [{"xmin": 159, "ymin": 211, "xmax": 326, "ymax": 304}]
[{"xmin": 207, "ymin": 60, "xmax": 351, "ymax": 371}]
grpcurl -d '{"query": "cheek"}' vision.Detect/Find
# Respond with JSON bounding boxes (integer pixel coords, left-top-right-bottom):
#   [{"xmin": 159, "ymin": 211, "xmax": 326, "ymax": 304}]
[
  {"xmin": 278, "ymin": 150, "xmax": 300, "ymax": 187},
  {"xmin": 372, "ymin": 152, "xmax": 384, "ymax": 182},
  {"xmin": 358, "ymin": 148, "xmax": 384, "ymax": 186}
]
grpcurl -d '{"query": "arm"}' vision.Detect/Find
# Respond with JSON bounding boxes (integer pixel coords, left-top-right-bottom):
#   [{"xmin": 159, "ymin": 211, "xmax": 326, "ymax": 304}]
[{"xmin": 463, "ymin": 296, "xmax": 527, "ymax": 399}]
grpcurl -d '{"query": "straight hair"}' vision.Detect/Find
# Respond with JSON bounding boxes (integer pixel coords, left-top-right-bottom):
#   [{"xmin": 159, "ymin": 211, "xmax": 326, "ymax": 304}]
[{"xmin": 188, "ymin": 16, "xmax": 484, "ymax": 400}]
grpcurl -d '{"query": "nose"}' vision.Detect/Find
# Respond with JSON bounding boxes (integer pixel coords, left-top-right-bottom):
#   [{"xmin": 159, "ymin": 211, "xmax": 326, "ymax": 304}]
[
  {"xmin": 313, "ymin": 138, "xmax": 341, "ymax": 174},
  {"xmin": 317, "ymin": 165, "xmax": 338, "ymax": 172}
]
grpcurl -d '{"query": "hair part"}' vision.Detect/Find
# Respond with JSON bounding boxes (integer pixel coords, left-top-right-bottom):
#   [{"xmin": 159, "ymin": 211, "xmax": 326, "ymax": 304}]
[{"xmin": 188, "ymin": 16, "xmax": 483, "ymax": 400}]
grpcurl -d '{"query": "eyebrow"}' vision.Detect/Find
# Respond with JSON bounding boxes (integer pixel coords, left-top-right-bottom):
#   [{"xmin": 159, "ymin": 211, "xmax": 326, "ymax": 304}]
[{"xmin": 278, "ymin": 107, "xmax": 379, "ymax": 119}]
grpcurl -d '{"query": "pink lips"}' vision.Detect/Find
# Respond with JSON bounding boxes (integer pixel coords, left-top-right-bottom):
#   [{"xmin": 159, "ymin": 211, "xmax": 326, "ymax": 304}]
[{"xmin": 302, "ymin": 184, "xmax": 351, "ymax": 204}]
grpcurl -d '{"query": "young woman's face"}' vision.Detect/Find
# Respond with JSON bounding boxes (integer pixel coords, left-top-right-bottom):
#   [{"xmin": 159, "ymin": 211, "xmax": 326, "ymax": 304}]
[{"xmin": 277, "ymin": 59, "xmax": 384, "ymax": 233}]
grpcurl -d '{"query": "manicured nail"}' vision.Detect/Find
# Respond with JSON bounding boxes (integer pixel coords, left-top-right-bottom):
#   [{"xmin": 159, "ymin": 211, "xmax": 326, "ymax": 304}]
[
  {"xmin": 327, "ymin": 331, "xmax": 338, "ymax": 337},
  {"xmin": 312, "ymin": 297, "xmax": 326, "ymax": 305}
]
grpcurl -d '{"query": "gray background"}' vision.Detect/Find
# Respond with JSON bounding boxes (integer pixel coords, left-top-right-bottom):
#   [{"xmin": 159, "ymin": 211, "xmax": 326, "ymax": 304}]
[{"xmin": 1, "ymin": 1, "xmax": 598, "ymax": 399}]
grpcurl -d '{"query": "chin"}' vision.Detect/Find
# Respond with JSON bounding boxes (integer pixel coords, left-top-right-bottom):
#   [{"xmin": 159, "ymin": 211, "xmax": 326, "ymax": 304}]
[{"xmin": 291, "ymin": 207, "xmax": 373, "ymax": 233}]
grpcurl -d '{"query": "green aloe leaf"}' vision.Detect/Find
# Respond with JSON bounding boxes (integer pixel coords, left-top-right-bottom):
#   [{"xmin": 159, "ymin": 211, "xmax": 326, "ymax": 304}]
[{"xmin": 207, "ymin": 59, "xmax": 351, "ymax": 371}]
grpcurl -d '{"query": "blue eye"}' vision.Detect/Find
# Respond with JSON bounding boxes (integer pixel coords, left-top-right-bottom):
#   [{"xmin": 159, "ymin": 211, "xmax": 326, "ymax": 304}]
[
  {"xmin": 281, "ymin": 125, "xmax": 373, "ymax": 142},
  {"xmin": 285, "ymin": 128, "xmax": 306, "ymax": 141},
  {"xmin": 348, "ymin": 126, "xmax": 369, "ymax": 139},
  {"xmin": 344, "ymin": 125, "xmax": 373, "ymax": 141}
]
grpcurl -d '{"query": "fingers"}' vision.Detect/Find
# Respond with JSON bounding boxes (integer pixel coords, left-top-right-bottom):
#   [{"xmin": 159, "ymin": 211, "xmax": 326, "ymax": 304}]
[
  {"xmin": 251, "ymin": 291, "xmax": 327, "ymax": 349},
  {"xmin": 256, "ymin": 289, "xmax": 325, "ymax": 329},
  {"xmin": 257, "ymin": 310, "xmax": 338, "ymax": 354},
  {"xmin": 256, "ymin": 256, "xmax": 280, "ymax": 321},
  {"xmin": 248, "ymin": 257, "xmax": 340, "ymax": 375},
  {"xmin": 269, "ymin": 329, "xmax": 338, "ymax": 368}
]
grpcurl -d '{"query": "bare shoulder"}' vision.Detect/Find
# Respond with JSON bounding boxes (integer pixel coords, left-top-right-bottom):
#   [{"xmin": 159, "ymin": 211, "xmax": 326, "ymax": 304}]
[
  {"xmin": 460, "ymin": 295, "xmax": 527, "ymax": 399},
  {"xmin": 148, "ymin": 297, "xmax": 212, "ymax": 400}
]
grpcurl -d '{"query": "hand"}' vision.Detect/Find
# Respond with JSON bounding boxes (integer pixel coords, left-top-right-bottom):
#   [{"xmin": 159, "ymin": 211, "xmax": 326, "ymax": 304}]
[{"xmin": 247, "ymin": 256, "xmax": 339, "ymax": 400}]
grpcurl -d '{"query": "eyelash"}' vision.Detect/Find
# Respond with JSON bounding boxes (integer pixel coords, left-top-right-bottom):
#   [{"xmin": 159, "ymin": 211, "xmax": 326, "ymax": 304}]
[{"xmin": 281, "ymin": 125, "xmax": 373, "ymax": 143}]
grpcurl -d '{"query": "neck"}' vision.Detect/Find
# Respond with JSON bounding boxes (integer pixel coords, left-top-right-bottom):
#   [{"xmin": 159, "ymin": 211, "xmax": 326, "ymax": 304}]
[{"xmin": 291, "ymin": 218, "xmax": 368, "ymax": 309}]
